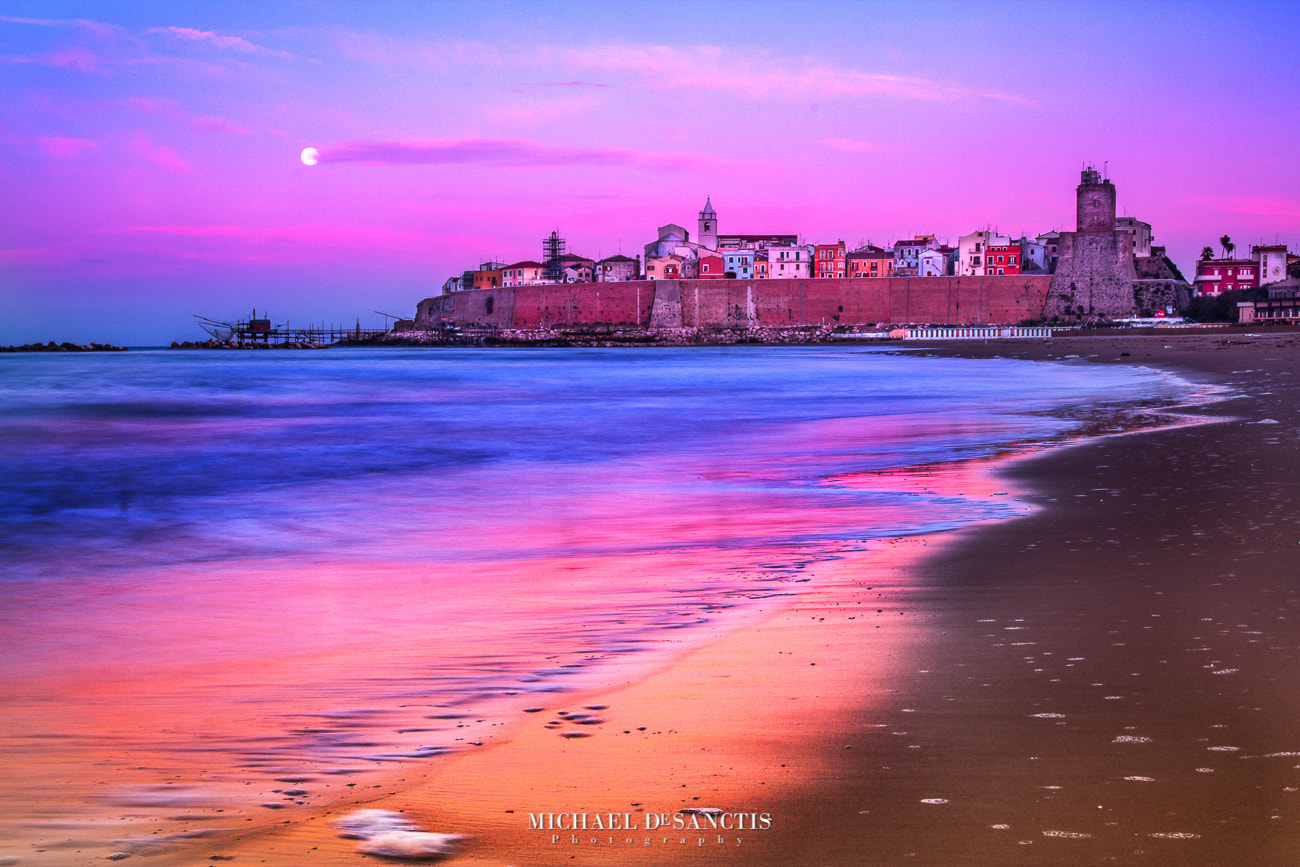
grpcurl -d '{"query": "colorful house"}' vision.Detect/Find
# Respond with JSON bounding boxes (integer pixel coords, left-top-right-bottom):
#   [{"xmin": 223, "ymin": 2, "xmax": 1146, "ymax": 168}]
[
  {"xmin": 815, "ymin": 241, "xmax": 846, "ymax": 278},
  {"xmin": 985, "ymin": 243, "xmax": 1021, "ymax": 275},
  {"xmin": 698, "ymin": 255, "xmax": 726, "ymax": 279},
  {"xmin": 1194, "ymin": 257, "xmax": 1258, "ymax": 296},
  {"xmin": 723, "ymin": 249, "xmax": 756, "ymax": 279},
  {"xmin": 767, "ymin": 244, "xmax": 811, "ymax": 279},
  {"xmin": 501, "ymin": 260, "xmax": 546, "ymax": 287},
  {"xmin": 846, "ymin": 246, "xmax": 894, "ymax": 278},
  {"xmin": 596, "ymin": 254, "xmax": 640, "ymax": 282}
]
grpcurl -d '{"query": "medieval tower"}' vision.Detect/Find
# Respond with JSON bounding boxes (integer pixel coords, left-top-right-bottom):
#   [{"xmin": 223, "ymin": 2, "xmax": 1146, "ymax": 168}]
[
  {"xmin": 1043, "ymin": 167, "xmax": 1138, "ymax": 320},
  {"xmin": 698, "ymin": 198, "xmax": 718, "ymax": 251}
]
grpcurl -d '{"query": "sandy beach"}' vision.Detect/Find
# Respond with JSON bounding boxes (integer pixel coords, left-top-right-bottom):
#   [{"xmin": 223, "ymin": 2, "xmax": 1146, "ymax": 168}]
[{"xmin": 12, "ymin": 330, "xmax": 1300, "ymax": 866}]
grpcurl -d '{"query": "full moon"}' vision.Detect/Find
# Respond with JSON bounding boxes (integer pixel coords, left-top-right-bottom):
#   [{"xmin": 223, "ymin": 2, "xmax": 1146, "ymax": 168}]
[{"xmin": 300, "ymin": 147, "xmax": 319, "ymax": 166}]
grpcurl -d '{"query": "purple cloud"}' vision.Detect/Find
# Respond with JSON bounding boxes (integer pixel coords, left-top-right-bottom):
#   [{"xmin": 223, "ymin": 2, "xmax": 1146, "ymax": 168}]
[
  {"xmin": 35, "ymin": 136, "xmax": 98, "ymax": 159},
  {"xmin": 127, "ymin": 130, "xmax": 191, "ymax": 174},
  {"xmin": 1, "ymin": 46, "xmax": 102, "ymax": 73},
  {"xmin": 147, "ymin": 26, "xmax": 291, "ymax": 58},
  {"xmin": 311, "ymin": 138, "xmax": 731, "ymax": 172}
]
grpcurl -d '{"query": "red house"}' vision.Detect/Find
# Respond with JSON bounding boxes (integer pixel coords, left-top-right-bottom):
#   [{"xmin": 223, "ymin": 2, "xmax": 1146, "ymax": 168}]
[
  {"xmin": 697, "ymin": 254, "xmax": 726, "ymax": 279},
  {"xmin": 985, "ymin": 243, "xmax": 1021, "ymax": 275},
  {"xmin": 1194, "ymin": 258, "xmax": 1258, "ymax": 296},
  {"xmin": 814, "ymin": 241, "xmax": 846, "ymax": 278}
]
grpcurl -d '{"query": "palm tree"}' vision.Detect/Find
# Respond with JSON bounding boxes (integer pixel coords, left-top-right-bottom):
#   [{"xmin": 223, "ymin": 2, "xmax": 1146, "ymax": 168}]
[
  {"xmin": 1219, "ymin": 235, "xmax": 1234, "ymax": 258},
  {"xmin": 1201, "ymin": 246, "xmax": 1214, "ymax": 261}
]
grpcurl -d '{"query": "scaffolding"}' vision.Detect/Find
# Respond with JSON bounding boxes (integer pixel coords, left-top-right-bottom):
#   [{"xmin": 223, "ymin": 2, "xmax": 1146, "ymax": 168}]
[{"xmin": 543, "ymin": 230, "xmax": 566, "ymax": 283}]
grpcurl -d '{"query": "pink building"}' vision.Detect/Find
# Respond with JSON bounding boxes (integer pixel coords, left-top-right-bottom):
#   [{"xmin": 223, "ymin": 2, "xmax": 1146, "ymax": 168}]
[
  {"xmin": 1194, "ymin": 258, "xmax": 1258, "ymax": 296},
  {"xmin": 814, "ymin": 241, "xmax": 846, "ymax": 278},
  {"xmin": 501, "ymin": 260, "xmax": 546, "ymax": 287},
  {"xmin": 985, "ymin": 243, "xmax": 1021, "ymax": 275}
]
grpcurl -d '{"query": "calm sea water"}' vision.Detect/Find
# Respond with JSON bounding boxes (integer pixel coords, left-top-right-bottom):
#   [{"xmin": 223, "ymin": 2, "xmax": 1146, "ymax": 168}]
[{"xmin": 0, "ymin": 346, "xmax": 1194, "ymax": 839}]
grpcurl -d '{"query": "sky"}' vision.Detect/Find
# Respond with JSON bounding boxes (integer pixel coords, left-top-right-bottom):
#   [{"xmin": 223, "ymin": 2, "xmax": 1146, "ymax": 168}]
[{"xmin": 2, "ymin": 0, "xmax": 1298, "ymax": 345}]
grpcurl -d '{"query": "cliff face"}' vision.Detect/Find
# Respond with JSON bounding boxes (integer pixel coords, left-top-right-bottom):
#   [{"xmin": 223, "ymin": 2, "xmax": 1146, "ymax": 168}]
[{"xmin": 415, "ymin": 276, "xmax": 1053, "ymax": 331}]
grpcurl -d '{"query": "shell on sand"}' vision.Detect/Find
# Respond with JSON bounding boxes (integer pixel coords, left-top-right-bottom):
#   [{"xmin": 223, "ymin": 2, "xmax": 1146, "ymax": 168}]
[
  {"xmin": 334, "ymin": 809, "xmax": 417, "ymax": 839},
  {"xmin": 358, "ymin": 831, "xmax": 465, "ymax": 859}
]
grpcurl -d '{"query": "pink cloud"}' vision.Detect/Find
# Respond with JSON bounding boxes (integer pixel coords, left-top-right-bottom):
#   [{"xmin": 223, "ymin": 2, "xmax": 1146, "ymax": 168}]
[
  {"xmin": 533, "ymin": 81, "xmax": 610, "ymax": 89},
  {"xmin": 147, "ymin": 26, "xmax": 292, "ymax": 58},
  {"xmin": 0, "ymin": 14, "xmax": 119, "ymax": 38},
  {"xmin": 821, "ymin": 138, "xmax": 895, "ymax": 154},
  {"xmin": 2, "ymin": 46, "xmax": 102, "ymax": 73},
  {"xmin": 551, "ymin": 43, "xmax": 1034, "ymax": 104},
  {"xmin": 127, "ymin": 130, "xmax": 191, "ymax": 174},
  {"xmin": 334, "ymin": 33, "xmax": 1033, "ymax": 105},
  {"xmin": 309, "ymin": 137, "xmax": 734, "ymax": 172},
  {"xmin": 111, "ymin": 222, "xmax": 435, "ymax": 257},
  {"xmin": 193, "ymin": 116, "xmax": 253, "ymax": 135},
  {"xmin": 1188, "ymin": 195, "xmax": 1300, "ymax": 220},
  {"xmin": 34, "ymin": 136, "xmax": 98, "ymax": 158},
  {"xmin": 483, "ymin": 93, "xmax": 605, "ymax": 125}
]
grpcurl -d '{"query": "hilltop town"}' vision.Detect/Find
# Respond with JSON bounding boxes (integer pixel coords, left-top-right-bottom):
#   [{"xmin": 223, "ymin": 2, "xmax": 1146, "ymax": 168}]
[{"xmin": 406, "ymin": 169, "xmax": 1299, "ymax": 341}]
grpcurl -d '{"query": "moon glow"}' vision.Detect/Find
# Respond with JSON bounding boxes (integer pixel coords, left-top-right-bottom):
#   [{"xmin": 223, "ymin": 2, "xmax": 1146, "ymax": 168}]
[{"xmin": 300, "ymin": 147, "xmax": 319, "ymax": 166}]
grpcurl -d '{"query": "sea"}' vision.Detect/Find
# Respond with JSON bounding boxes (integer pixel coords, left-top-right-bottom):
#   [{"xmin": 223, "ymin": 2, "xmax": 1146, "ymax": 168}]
[{"xmin": 0, "ymin": 345, "xmax": 1199, "ymax": 857}]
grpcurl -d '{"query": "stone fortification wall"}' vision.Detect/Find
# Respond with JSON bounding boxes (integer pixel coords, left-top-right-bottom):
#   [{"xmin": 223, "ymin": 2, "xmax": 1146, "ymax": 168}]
[
  {"xmin": 1043, "ymin": 232, "xmax": 1138, "ymax": 320},
  {"xmin": 415, "ymin": 275, "xmax": 1053, "ymax": 330}
]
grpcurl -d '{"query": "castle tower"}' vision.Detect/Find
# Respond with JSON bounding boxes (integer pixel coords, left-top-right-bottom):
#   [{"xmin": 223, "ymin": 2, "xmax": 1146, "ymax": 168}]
[
  {"xmin": 1043, "ymin": 167, "xmax": 1138, "ymax": 321},
  {"xmin": 1076, "ymin": 166, "xmax": 1117, "ymax": 233},
  {"xmin": 698, "ymin": 198, "xmax": 718, "ymax": 251}
]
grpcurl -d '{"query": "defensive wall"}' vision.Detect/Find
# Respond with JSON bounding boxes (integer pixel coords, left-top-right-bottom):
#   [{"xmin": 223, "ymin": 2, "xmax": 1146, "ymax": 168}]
[{"xmin": 415, "ymin": 275, "xmax": 1054, "ymax": 330}]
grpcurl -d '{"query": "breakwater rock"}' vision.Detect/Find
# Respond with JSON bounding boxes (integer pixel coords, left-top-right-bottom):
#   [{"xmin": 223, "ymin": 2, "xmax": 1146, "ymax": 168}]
[
  {"xmin": 2, "ymin": 341, "xmax": 127, "ymax": 352},
  {"xmin": 169, "ymin": 338, "xmax": 328, "ymax": 350},
  {"xmin": 365, "ymin": 324, "xmax": 887, "ymax": 348}
]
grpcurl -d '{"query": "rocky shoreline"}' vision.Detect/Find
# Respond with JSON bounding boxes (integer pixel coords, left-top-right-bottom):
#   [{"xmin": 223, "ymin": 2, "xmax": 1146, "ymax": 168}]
[
  {"xmin": 1, "ymin": 341, "xmax": 128, "ymax": 352},
  {"xmin": 169, "ymin": 338, "xmax": 329, "ymax": 350},
  {"xmin": 367, "ymin": 324, "xmax": 865, "ymax": 347}
]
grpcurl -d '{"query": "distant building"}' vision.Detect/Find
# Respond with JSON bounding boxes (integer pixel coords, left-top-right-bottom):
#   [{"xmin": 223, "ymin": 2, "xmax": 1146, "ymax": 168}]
[
  {"xmin": 1255, "ymin": 244, "xmax": 1291, "ymax": 286},
  {"xmin": 723, "ymin": 249, "xmax": 756, "ymax": 279},
  {"xmin": 1194, "ymin": 257, "xmax": 1258, "ymax": 296},
  {"xmin": 1115, "ymin": 217, "xmax": 1153, "ymax": 258},
  {"xmin": 754, "ymin": 250, "xmax": 769, "ymax": 279},
  {"xmin": 1018, "ymin": 237, "xmax": 1050, "ymax": 274},
  {"xmin": 1036, "ymin": 231, "xmax": 1061, "ymax": 273},
  {"xmin": 957, "ymin": 230, "xmax": 1010, "ymax": 276},
  {"xmin": 917, "ymin": 247, "xmax": 951, "ymax": 277},
  {"xmin": 556, "ymin": 254, "xmax": 595, "ymax": 283},
  {"xmin": 767, "ymin": 244, "xmax": 811, "ymax": 279},
  {"xmin": 717, "ymin": 233, "xmax": 800, "ymax": 252},
  {"xmin": 985, "ymin": 243, "xmax": 1021, "ymax": 276},
  {"xmin": 596, "ymin": 254, "xmax": 640, "ymax": 282},
  {"xmin": 502, "ymin": 260, "xmax": 546, "ymax": 287},
  {"xmin": 441, "ymin": 276, "xmax": 462, "ymax": 295},
  {"xmin": 1237, "ymin": 277, "xmax": 1300, "ymax": 323},
  {"xmin": 815, "ymin": 241, "xmax": 846, "ymax": 278},
  {"xmin": 646, "ymin": 254, "xmax": 697, "ymax": 280},
  {"xmin": 472, "ymin": 261, "xmax": 505, "ymax": 290},
  {"xmin": 894, "ymin": 235, "xmax": 938, "ymax": 272},
  {"xmin": 846, "ymin": 245, "xmax": 895, "ymax": 278},
  {"xmin": 698, "ymin": 254, "xmax": 726, "ymax": 279}
]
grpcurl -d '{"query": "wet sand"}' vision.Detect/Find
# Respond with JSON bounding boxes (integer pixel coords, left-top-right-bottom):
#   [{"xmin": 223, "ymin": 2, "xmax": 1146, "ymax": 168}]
[{"xmin": 14, "ymin": 330, "xmax": 1300, "ymax": 865}]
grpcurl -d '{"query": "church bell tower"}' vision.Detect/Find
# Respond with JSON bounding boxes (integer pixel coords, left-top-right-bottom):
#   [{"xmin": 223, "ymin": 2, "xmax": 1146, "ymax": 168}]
[{"xmin": 698, "ymin": 198, "xmax": 718, "ymax": 251}]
